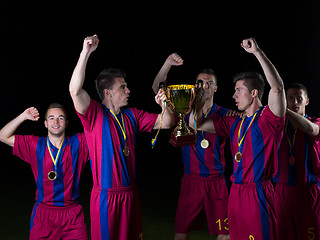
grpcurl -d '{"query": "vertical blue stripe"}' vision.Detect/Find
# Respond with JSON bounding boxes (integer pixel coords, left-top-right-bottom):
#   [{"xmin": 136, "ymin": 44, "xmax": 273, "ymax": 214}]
[
  {"xmin": 99, "ymin": 191, "xmax": 110, "ymax": 240},
  {"xmin": 29, "ymin": 202, "xmax": 39, "ymax": 232},
  {"xmin": 196, "ymin": 131, "xmax": 210, "ymax": 177},
  {"xmin": 306, "ymin": 134, "xmax": 318, "ymax": 184},
  {"xmin": 51, "ymin": 140, "xmax": 66, "ymax": 206},
  {"xmin": 213, "ymin": 136, "xmax": 223, "ymax": 176},
  {"xmin": 123, "ymin": 109, "xmax": 137, "ymax": 182},
  {"xmin": 101, "ymin": 105, "xmax": 115, "ymax": 189},
  {"xmin": 36, "ymin": 138, "xmax": 46, "ymax": 203},
  {"xmin": 256, "ymin": 183, "xmax": 270, "ymax": 240},
  {"xmin": 70, "ymin": 135, "xmax": 80, "ymax": 202},
  {"xmin": 287, "ymin": 143, "xmax": 297, "ymax": 185},
  {"xmin": 181, "ymin": 146, "xmax": 191, "ymax": 175},
  {"xmin": 251, "ymin": 120, "xmax": 265, "ymax": 183}
]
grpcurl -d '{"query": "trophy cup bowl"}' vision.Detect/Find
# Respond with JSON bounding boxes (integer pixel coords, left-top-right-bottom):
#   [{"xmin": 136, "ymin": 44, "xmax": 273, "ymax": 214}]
[{"xmin": 166, "ymin": 84, "xmax": 196, "ymax": 147}]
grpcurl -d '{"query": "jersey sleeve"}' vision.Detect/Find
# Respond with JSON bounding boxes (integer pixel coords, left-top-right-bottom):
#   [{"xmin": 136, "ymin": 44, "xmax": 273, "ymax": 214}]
[
  {"xmin": 76, "ymin": 99, "xmax": 101, "ymax": 132},
  {"xmin": 259, "ymin": 105, "xmax": 285, "ymax": 133},
  {"xmin": 76, "ymin": 133, "xmax": 90, "ymax": 164},
  {"xmin": 310, "ymin": 117, "xmax": 320, "ymax": 141},
  {"xmin": 130, "ymin": 108, "xmax": 158, "ymax": 133},
  {"xmin": 211, "ymin": 114, "xmax": 237, "ymax": 137},
  {"xmin": 13, "ymin": 135, "xmax": 39, "ymax": 164}
]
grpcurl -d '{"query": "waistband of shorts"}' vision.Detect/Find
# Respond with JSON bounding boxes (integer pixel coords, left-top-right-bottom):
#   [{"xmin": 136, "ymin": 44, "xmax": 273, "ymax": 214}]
[
  {"xmin": 233, "ymin": 179, "xmax": 272, "ymax": 188},
  {"xmin": 93, "ymin": 185, "xmax": 137, "ymax": 193},
  {"xmin": 37, "ymin": 202, "xmax": 81, "ymax": 211},
  {"xmin": 183, "ymin": 174, "xmax": 225, "ymax": 182},
  {"xmin": 276, "ymin": 182, "xmax": 320, "ymax": 189}
]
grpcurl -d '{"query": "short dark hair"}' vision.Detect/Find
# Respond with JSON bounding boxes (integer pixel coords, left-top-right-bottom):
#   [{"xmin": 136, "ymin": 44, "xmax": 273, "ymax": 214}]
[
  {"xmin": 45, "ymin": 103, "xmax": 68, "ymax": 120},
  {"xmin": 233, "ymin": 71, "xmax": 265, "ymax": 100},
  {"xmin": 197, "ymin": 68, "xmax": 217, "ymax": 84},
  {"xmin": 285, "ymin": 82, "xmax": 308, "ymax": 97},
  {"xmin": 95, "ymin": 68, "xmax": 127, "ymax": 100}
]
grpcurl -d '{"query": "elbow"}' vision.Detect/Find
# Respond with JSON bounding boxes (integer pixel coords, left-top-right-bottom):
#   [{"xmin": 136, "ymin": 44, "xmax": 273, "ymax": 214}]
[
  {"xmin": 69, "ymin": 85, "xmax": 80, "ymax": 99},
  {"xmin": 273, "ymin": 82, "xmax": 284, "ymax": 94}
]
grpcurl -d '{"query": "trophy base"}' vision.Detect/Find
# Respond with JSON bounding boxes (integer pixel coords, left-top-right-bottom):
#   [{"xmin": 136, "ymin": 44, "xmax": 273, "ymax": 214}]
[{"xmin": 169, "ymin": 133, "xmax": 196, "ymax": 147}]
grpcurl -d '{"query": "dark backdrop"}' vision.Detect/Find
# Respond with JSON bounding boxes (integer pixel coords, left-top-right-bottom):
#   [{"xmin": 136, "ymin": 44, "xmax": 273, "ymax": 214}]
[{"xmin": 1, "ymin": 1, "xmax": 320, "ymax": 238}]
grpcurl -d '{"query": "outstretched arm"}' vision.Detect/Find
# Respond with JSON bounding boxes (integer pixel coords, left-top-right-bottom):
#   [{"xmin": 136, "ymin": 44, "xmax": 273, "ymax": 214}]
[
  {"xmin": 286, "ymin": 108, "xmax": 320, "ymax": 136},
  {"xmin": 69, "ymin": 35, "xmax": 99, "ymax": 115},
  {"xmin": 152, "ymin": 53, "xmax": 183, "ymax": 94},
  {"xmin": 0, "ymin": 107, "xmax": 40, "ymax": 147},
  {"xmin": 241, "ymin": 38, "xmax": 286, "ymax": 117},
  {"xmin": 188, "ymin": 100, "xmax": 216, "ymax": 133}
]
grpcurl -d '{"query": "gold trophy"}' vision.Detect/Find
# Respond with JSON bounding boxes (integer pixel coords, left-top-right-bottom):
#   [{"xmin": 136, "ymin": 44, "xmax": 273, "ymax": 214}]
[{"xmin": 166, "ymin": 84, "xmax": 197, "ymax": 147}]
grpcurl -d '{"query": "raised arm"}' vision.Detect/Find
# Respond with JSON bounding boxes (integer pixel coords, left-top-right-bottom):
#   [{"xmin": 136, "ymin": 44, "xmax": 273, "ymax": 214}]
[
  {"xmin": 241, "ymin": 38, "xmax": 286, "ymax": 117},
  {"xmin": 0, "ymin": 107, "xmax": 40, "ymax": 147},
  {"xmin": 152, "ymin": 53, "xmax": 183, "ymax": 94},
  {"xmin": 69, "ymin": 35, "xmax": 99, "ymax": 115}
]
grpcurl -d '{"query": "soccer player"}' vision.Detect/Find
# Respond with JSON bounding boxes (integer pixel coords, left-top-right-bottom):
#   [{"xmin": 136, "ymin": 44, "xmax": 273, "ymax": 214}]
[
  {"xmin": 0, "ymin": 103, "xmax": 90, "ymax": 240},
  {"xmin": 190, "ymin": 38, "xmax": 286, "ymax": 240},
  {"xmin": 273, "ymin": 83, "xmax": 320, "ymax": 239},
  {"xmin": 152, "ymin": 53, "xmax": 230, "ymax": 240},
  {"xmin": 69, "ymin": 35, "xmax": 175, "ymax": 240}
]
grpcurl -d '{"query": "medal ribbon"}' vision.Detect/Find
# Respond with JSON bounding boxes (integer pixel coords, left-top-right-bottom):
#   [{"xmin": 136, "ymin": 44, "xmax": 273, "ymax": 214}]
[
  {"xmin": 238, "ymin": 111, "xmax": 258, "ymax": 149},
  {"xmin": 109, "ymin": 110, "xmax": 127, "ymax": 142},
  {"xmin": 284, "ymin": 119, "xmax": 297, "ymax": 154},
  {"xmin": 284, "ymin": 114, "xmax": 307, "ymax": 154},
  {"xmin": 151, "ymin": 101, "xmax": 166, "ymax": 148},
  {"xmin": 47, "ymin": 138, "xmax": 65, "ymax": 168}
]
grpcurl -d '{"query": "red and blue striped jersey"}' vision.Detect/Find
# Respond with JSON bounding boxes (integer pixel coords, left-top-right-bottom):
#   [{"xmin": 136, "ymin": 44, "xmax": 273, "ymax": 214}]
[
  {"xmin": 183, "ymin": 103, "xmax": 229, "ymax": 178},
  {"xmin": 273, "ymin": 116, "xmax": 320, "ymax": 186},
  {"xmin": 76, "ymin": 99, "xmax": 158, "ymax": 189},
  {"xmin": 13, "ymin": 133, "xmax": 89, "ymax": 206},
  {"xmin": 212, "ymin": 105, "xmax": 285, "ymax": 184}
]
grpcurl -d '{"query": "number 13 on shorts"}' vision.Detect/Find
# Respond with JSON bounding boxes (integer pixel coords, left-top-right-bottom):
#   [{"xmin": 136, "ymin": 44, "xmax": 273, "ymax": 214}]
[{"xmin": 216, "ymin": 218, "xmax": 229, "ymax": 231}]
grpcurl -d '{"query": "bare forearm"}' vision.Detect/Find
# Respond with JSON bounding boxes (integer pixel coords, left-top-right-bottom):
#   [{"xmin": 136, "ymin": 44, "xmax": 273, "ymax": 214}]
[
  {"xmin": 0, "ymin": 113, "xmax": 26, "ymax": 147},
  {"xmin": 287, "ymin": 109, "xmax": 320, "ymax": 136},
  {"xmin": 69, "ymin": 51, "xmax": 91, "ymax": 114},
  {"xmin": 254, "ymin": 50, "xmax": 283, "ymax": 91},
  {"xmin": 152, "ymin": 62, "xmax": 172, "ymax": 94},
  {"xmin": 69, "ymin": 51, "xmax": 91, "ymax": 96},
  {"xmin": 254, "ymin": 50, "xmax": 286, "ymax": 117}
]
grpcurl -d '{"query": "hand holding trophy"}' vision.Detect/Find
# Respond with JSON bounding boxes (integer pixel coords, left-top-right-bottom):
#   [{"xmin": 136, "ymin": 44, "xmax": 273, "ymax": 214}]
[{"xmin": 159, "ymin": 81, "xmax": 203, "ymax": 147}]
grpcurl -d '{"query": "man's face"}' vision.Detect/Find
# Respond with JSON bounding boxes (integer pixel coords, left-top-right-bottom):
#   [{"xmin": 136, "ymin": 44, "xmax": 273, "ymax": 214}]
[
  {"xmin": 233, "ymin": 80, "xmax": 253, "ymax": 111},
  {"xmin": 196, "ymin": 73, "xmax": 217, "ymax": 101},
  {"xmin": 286, "ymin": 88, "xmax": 309, "ymax": 115},
  {"xmin": 110, "ymin": 77, "xmax": 130, "ymax": 108},
  {"xmin": 45, "ymin": 108, "xmax": 67, "ymax": 137}
]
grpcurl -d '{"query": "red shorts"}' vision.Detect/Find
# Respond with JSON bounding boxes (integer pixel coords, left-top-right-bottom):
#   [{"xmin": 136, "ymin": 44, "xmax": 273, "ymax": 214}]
[
  {"xmin": 228, "ymin": 181, "xmax": 276, "ymax": 240},
  {"xmin": 175, "ymin": 175, "xmax": 229, "ymax": 235},
  {"xmin": 29, "ymin": 202, "xmax": 88, "ymax": 240},
  {"xmin": 90, "ymin": 185, "xmax": 143, "ymax": 240},
  {"xmin": 275, "ymin": 183, "xmax": 320, "ymax": 240}
]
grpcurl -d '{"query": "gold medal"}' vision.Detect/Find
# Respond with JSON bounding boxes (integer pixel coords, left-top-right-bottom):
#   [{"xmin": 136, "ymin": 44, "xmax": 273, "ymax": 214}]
[
  {"xmin": 235, "ymin": 152, "xmax": 242, "ymax": 162},
  {"xmin": 47, "ymin": 138, "xmax": 64, "ymax": 182},
  {"xmin": 123, "ymin": 143, "xmax": 130, "ymax": 157},
  {"xmin": 48, "ymin": 171, "xmax": 57, "ymax": 181},
  {"xmin": 200, "ymin": 139, "xmax": 209, "ymax": 149}
]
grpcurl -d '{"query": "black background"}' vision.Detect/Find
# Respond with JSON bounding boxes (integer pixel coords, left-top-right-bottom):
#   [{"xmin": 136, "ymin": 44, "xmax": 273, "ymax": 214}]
[{"xmin": 1, "ymin": 1, "xmax": 320, "ymax": 237}]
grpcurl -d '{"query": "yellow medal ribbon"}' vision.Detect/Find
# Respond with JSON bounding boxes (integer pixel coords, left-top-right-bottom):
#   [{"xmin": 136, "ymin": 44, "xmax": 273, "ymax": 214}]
[
  {"xmin": 238, "ymin": 111, "xmax": 258, "ymax": 148},
  {"xmin": 151, "ymin": 102, "xmax": 166, "ymax": 148},
  {"xmin": 284, "ymin": 119, "xmax": 297, "ymax": 153},
  {"xmin": 47, "ymin": 138, "xmax": 65, "ymax": 167},
  {"xmin": 109, "ymin": 110, "xmax": 127, "ymax": 141}
]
